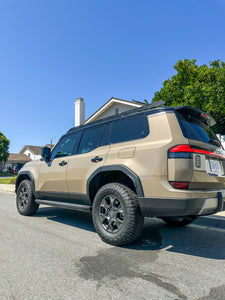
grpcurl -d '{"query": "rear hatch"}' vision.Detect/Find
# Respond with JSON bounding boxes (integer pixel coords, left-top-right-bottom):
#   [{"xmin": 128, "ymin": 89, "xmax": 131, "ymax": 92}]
[{"xmin": 168, "ymin": 106, "xmax": 225, "ymax": 190}]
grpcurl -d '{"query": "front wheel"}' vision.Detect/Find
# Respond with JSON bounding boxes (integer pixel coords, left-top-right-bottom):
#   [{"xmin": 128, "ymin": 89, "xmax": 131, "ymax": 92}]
[
  {"xmin": 161, "ymin": 216, "xmax": 197, "ymax": 227},
  {"xmin": 16, "ymin": 180, "xmax": 39, "ymax": 216},
  {"xmin": 92, "ymin": 183, "xmax": 143, "ymax": 246}
]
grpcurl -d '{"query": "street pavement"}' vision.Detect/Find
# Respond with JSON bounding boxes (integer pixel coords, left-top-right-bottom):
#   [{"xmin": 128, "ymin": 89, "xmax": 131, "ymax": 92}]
[{"xmin": 1, "ymin": 189, "xmax": 225, "ymax": 299}]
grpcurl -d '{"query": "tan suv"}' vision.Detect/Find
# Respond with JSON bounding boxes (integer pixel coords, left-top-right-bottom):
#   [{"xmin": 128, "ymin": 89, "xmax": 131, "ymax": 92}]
[{"xmin": 16, "ymin": 102, "xmax": 225, "ymax": 245}]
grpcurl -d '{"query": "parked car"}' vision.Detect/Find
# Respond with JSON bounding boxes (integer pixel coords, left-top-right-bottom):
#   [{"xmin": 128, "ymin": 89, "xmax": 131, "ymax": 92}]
[
  {"xmin": 8, "ymin": 164, "xmax": 24, "ymax": 175},
  {"xmin": 15, "ymin": 102, "xmax": 225, "ymax": 245},
  {"xmin": 14, "ymin": 164, "xmax": 24, "ymax": 174}
]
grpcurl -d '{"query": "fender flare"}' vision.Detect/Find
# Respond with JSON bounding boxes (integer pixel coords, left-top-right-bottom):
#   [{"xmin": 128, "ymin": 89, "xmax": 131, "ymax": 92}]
[
  {"xmin": 15, "ymin": 171, "xmax": 35, "ymax": 193},
  {"xmin": 87, "ymin": 165, "xmax": 144, "ymax": 199}
]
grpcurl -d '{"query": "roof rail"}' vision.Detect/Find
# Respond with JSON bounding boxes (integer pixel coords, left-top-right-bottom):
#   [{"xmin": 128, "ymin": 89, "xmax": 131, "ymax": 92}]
[
  {"xmin": 67, "ymin": 100, "xmax": 165, "ymax": 133},
  {"xmin": 125, "ymin": 100, "xmax": 165, "ymax": 114}
]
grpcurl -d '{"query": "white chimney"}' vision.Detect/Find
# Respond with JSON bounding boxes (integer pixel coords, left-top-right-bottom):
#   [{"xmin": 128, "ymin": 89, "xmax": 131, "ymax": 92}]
[{"xmin": 75, "ymin": 97, "xmax": 85, "ymax": 127}]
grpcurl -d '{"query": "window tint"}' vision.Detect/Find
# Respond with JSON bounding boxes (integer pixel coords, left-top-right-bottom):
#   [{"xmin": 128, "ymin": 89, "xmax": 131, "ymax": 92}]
[
  {"xmin": 100, "ymin": 124, "xmax": 111, "ymax": 146},
  {"xmin": 177, "ymin": 112, "xmax": 219, "ymax": 145},
  {"xmin": 111, "ymin": 115, "xmax": 149, "ymax": 144},
  {"xmin": 51, "ymin": 134, "xmax": 79, "ymax": 160},
  {"xmin": 78, "ymin": 126, "xmax": 104, "ymax": 154}
]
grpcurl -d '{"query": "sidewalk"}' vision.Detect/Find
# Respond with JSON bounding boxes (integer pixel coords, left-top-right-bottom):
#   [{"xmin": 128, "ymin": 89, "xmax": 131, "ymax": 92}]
[{"xmin": 0, "ymin": 184, "xmax": 15, "ymax": 194}]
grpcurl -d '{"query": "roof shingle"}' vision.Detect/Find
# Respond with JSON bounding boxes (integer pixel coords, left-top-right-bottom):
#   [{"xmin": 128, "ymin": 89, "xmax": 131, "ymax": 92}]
[
  {"xmin": 20, "ymin": 145, "xmax": 42, "ymax": 155},
  {"xmin": 8, "ymin": 153, "xmax": 32, "ymax": 163}
]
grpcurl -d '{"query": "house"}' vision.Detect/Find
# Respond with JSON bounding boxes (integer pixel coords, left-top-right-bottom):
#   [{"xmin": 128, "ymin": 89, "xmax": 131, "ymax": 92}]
[
  {"xmin": 74, "ymin": 96, "xmax": 225, "ymax": 148},
  {"xmin": 84, "ymin": 97, "xmax": 145, "ymax": 124},
  {"xmin": 19, "ymin": 145, "xmax": 43, "ymax": 160},
  {"xmin": 217, "ymin": 134, "xmax": 225, "ymax": 149},
  {"xmin": 45, "ymin": 144, "xmax": 55, "ymax": 149},
  {"xmin": 2, "ymin": 153, "xmax": 32, "ymax": 171},
  {"xmin": 74, "ymin": 97, "xmax": 145, "ymax": 127}
]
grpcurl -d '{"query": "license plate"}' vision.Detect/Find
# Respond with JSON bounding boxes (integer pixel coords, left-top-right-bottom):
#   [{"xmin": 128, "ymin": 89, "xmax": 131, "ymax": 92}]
[{"xmin": 209, "ymin": 160, "xmax": 221, "ymax": 173}]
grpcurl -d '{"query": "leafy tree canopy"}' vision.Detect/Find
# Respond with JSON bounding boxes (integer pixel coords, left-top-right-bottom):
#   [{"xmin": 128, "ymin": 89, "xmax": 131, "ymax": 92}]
[
  {"xmin": 0, "ymin": 131, "xmax": 10, "ymax": 163},
  {"xmin": 151, "ymin": 59, "xmax": 225, "ymax": 134}
]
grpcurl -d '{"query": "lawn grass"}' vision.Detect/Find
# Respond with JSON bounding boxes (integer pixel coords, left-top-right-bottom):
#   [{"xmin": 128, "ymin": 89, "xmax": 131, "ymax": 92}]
[
  {"xmin": 0, "ymin": 172, "xmax": 12, "ymax": 177},
  {"xmin": 0, "ymin": 176, "xmax": 17, "ymax": 184}
]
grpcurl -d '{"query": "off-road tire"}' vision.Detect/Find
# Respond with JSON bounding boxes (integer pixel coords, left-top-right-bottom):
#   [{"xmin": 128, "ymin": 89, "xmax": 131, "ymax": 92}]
[
  {"xmin": 161, "ymin": 216, "xmax": 197, "ymax": 227},
  {"xmin": 16, "ymin": 179, "xmax": 39, "ymax": 216},
  {"xmin": 92, "ymin": 183, "xmax": 143, "ymax": 246}
]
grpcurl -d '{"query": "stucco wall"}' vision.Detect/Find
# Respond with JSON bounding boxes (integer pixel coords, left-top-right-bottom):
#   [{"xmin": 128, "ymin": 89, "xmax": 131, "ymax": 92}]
[
  {"xmin": 217, "ymin": 134, "xmax": 225, "ymax": 149},
  {"xmin": 96, "ymin": 103, "xmax": 138, "ymax": 120}
]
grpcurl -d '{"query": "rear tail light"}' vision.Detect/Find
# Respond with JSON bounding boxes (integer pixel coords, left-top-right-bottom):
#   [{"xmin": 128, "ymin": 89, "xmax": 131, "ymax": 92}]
[
  {"xmin": 170, "ymin": 181, "xmax": 189, "ymax": 189},
  {"xmin": 168, "ymin": 144, "xmax": 225, "ymax": 159}
]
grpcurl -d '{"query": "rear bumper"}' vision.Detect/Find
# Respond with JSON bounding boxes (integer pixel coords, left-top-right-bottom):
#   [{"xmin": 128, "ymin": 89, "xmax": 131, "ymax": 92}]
[{"xmin": 138, "ymin": 190, "xmax": 225, "ymax": 217}]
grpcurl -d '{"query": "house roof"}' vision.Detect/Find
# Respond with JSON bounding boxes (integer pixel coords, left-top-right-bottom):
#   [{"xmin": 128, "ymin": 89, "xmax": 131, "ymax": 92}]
[
  {"xmin": 84, "ymin": 97, "xmax": 145, "ymax": 124},
  {"xmin": 8, "ymin": 153, "xmax": 32, "ymax": 163},
  {"xmin": 68, "ymin": 100, "xmax": 165, "ymax": 134},
  {"xmin": 19, "ymin": 145, "xmax": 42, "ymax": 155},
  {"xmin": 45, "ymin": 144, "xmax": 55, "ymax": 149}
]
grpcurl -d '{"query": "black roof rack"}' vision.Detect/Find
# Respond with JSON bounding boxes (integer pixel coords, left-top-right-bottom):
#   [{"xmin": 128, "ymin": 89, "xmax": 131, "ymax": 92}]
[{"xmin": 67, "ymin": 100, "xmax": 165, "ymax": 133}]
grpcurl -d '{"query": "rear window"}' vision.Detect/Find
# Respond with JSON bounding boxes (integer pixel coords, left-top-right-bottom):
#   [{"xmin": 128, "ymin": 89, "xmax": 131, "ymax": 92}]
[
  {"xmin": 177, "ymin": 111, "xmax": 219, "ymax": 145},
  {"xmin": 111, "ymin": 115, "xmax": 149, "ymax": 144}
]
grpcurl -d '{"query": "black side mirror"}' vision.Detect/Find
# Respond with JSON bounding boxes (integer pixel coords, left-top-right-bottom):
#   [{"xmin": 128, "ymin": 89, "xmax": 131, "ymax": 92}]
[{"xmin": 41, "ymin": 147, "xmax": 51, "ymax": 161}]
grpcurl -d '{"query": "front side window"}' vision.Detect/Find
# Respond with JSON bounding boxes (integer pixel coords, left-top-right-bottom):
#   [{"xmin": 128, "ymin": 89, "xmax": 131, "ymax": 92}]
[
  {"xmin": 51, "ymin": 133, "xmax": 79, "ymax": 160},
  {"xmin": 111, "ymin": 115, "xmax": 149, "ymax": 144},
  {"xmin": 78, "ymin": 126, "xmax": 104, "ymax": 154}
]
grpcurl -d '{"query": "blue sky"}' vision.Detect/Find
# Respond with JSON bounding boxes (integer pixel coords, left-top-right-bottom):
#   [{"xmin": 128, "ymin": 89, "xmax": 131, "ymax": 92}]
[{"xmin": 1, "ymin": 0, "xmax": 225, "ymax": 153}]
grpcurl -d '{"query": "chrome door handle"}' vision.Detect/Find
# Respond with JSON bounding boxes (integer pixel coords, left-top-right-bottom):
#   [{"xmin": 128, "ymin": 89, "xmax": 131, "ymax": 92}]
[
  {"xmin": 91, "ymin": 156, "xmax": 103, "ymax": 163},
  {"xmin": 59, "ymin": 161, "xmax": 67, "ymax": 166}
]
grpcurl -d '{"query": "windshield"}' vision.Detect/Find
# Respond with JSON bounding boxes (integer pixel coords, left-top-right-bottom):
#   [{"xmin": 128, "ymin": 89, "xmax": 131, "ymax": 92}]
[{"xmin": 177, "ymin": 111, "xmax": 221, "ymax": 147}]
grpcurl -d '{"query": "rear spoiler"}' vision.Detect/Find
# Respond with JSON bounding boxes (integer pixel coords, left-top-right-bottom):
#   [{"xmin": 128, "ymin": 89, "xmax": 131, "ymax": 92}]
[{"xmin": 175, "ymin": 106, "xmax": 216, "ymax": 127}]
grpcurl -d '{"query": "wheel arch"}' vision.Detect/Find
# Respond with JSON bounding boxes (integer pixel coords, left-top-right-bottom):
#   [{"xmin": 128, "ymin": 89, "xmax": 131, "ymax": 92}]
[
  {"xmin": 87, "ymin": 165, "xmax": 144, "ymax": 203},
  {"xmin": 15, "ymin": 171, "xmax": 35, "ymax": 193}
]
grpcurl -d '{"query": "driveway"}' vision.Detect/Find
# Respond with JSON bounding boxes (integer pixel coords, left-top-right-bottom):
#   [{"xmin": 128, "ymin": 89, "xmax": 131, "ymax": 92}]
[{"xmin": 1, "ymin": 191, "xmax": 225, "ymax": 299}]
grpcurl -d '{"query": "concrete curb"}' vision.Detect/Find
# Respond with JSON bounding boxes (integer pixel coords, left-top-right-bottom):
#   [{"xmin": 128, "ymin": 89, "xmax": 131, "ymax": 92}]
[
  {"xmin": 194, "ymin": 215, "xmax": 225, "ymax": 229},
  {"xmin": 1, "ymin": 185, "xmax": 225, "ymax": 229}
]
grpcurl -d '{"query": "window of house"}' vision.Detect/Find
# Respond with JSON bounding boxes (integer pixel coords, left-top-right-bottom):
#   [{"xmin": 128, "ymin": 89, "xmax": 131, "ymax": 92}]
[
  {"xmin": 78, "ymin": 126, "xmax": 104, "ymax": 154},
  {"xmin": 28, "ymin": 153, "xmax": 31, "ymax": 157},
  {"xmin": 51, "ymin": 133, "xmax": 79, "ymax": 160},
  {"xmin": 115, "ymin": 108, "xmax": 119, "ymax": 115},
  {"xmin": 111, "ymin": 115, "xmax": 149, "ymax": 144}
]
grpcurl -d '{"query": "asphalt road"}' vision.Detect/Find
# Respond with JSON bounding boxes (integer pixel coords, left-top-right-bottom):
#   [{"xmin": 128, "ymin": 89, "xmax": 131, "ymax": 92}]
[{"xmin": 1, "ymin": 192, "xmax": 225, "ymax": 300}]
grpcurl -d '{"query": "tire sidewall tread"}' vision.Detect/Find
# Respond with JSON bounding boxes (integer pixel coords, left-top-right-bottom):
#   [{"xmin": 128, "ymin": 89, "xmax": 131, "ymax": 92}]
[
  {"xmin": 92, "ymin": 183, "xmax": 143, "ymax": 246},
  {"xmin": 16, "ymin": 179, "xmax": 39, "ymax": 216}
]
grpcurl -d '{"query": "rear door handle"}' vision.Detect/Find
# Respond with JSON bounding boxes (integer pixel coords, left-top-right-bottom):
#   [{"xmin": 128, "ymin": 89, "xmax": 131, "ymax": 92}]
[
  {"xmin": 59, "ymin": 161, "xmax": 67, "ymax": 166},
  {"xmin": 91, "ymin": 156, "xmax": 103, "ymax": 163}
]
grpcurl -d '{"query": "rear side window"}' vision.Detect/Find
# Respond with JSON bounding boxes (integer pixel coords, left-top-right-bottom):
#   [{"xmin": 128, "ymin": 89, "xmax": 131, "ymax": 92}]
[
  {"xmin": 177, "ymin": 111, "xmax": 219, "ymax": 145},
  {"xmin": 78, "ymin": 126, "xmax": 104, "ymax": 154},
  {"xmin": 111, "ymin": 115, "xmax": 149, "ymax": 144},
  {"xmin": 100, "ymin": 124, "xmax": 111, "ymax": 147}
]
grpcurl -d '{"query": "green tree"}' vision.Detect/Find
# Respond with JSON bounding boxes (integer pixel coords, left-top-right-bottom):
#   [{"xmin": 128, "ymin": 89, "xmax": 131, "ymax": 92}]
[
  {"xmin": 151, "ymin": 59, "xmax": 225, "ymax": 134},
  {"xmin": 0, "ymin": 131, "xmax": 10, "ymax": 163}
]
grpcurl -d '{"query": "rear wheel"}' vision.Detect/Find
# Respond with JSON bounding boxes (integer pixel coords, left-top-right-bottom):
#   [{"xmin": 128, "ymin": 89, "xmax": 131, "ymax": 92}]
[
  {"xmin": 92, "ymin": 183, "xmax": 143, "ymax": 246},
  {"xmin": 161, "ymin": 216, "xmax": 197, "ymax": 227},
  {"xmin": 16, "ymin": 180, "xmax": 39, "ymax": 216}
]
